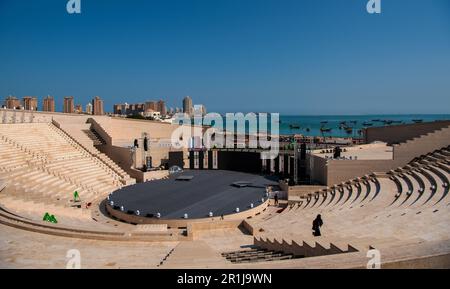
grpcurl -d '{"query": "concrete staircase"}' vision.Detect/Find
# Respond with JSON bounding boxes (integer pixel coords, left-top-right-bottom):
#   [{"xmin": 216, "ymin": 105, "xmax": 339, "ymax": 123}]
[
  {"xmin": 0, "ymin": 123, "xmax": 132, "ymax": 225},
  {"xmin": 85, "ymin": 128, "xmax": 106, "ymax": 146},
  {"xmin": 160, "ymin": 241, "xmax": 229, "ymax": 268},
  {"xmin": 254, "ymin": 236, "xmax": 357, "ymax": 259},
  {"xmin": 393, "ymin": 125, "xmax": 450, "ymax": 164},
  {"xmin": 52, "ymin": 120, "xmax": 135, "ymax": 185},
  {"xmin": 222, "ymin": 247, "xmax": 298, "ymax": 263}
]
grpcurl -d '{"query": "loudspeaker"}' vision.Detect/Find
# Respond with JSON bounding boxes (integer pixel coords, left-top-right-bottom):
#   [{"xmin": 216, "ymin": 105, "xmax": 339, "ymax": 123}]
[
  {"xmin": 143, "ymin": 137, "xmax": 149, "ymax": 151},
  {"xmin": 300, "ymin": 143, "xmax": 307, "ymax": 160},
  {"xmin": 146, "ymin": 156, "xmax": 152, "ymax": 168}
]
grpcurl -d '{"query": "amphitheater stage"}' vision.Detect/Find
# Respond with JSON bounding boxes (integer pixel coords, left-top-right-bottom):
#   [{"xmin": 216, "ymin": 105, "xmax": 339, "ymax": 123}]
[{"xmin": 107, "ymin": 170, "xmax": 278, "ymax": 225}]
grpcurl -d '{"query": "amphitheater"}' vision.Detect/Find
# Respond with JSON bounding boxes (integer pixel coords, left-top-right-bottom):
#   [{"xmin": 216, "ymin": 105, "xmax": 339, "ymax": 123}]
[{"xmin": 0, "ymin": 109, "xmax": 449, "ymax": 269}]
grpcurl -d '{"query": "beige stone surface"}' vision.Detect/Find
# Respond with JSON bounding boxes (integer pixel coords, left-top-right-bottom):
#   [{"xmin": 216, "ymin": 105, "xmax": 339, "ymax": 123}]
[
  {"xmin": 313, "ymin": 142, "xmax": 394, "ymax": 160},
  {"xmin": 161, "ymin": 240, "xmax": 229, "ymax": 268},
  {"xmin": 0, "ymin": 224, "xmax": 177, "ymax": 269}
]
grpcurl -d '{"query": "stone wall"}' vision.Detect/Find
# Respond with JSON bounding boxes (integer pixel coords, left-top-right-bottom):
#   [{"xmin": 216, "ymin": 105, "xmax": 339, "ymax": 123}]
[
  {"xmin": 106, "ymin": 199, "xmax": 270, "ymax": 229},
  {"xmin": 310, "ymin": 123, "xmax": 450, "ymax": 186},
  {"xmin": 279, "ymin": 180, "xmax": 326, "ymax": 198},
  {"xmin": 364, "ymin": 120, "xmax": 450, "ymax": 144}
]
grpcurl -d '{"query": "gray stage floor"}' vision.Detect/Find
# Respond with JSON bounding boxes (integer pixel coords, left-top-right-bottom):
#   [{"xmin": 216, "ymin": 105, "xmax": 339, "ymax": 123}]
[{"xmin": 108, "ymin": 170, "xmax": 278, "ymax": 219}]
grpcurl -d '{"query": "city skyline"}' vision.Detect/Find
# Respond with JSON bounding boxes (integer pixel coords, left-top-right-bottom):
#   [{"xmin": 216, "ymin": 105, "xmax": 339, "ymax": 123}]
[
  {"xmin": 4, "ymin": 92, "xmax": 450, "ymax": 116},
  {"xmin": 2, "ymin": 94, "xmax": 201, "ymax": 115},
  {"xmin": 2, "ymin": 94, "xmax": 106, "ymax": 115},
  {"xmin": 0, "ymin": 0, "xmax": 450, "ymax": 114}
]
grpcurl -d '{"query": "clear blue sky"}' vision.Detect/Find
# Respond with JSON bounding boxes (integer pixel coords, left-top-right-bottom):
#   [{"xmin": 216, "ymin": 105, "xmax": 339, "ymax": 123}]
[{"xmin": 0, "ymin": 0, "xmax": 449, "ymax": 114}]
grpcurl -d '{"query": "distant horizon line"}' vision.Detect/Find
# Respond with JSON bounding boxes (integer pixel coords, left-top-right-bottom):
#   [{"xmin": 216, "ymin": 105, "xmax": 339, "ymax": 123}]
[
  {"xmin": 208, "ymin": 112, "xmax": 450, "ymax": 117},
  {"xmin": 5, "ymin": 108, "xmax": 449, "ymax": 118}
]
